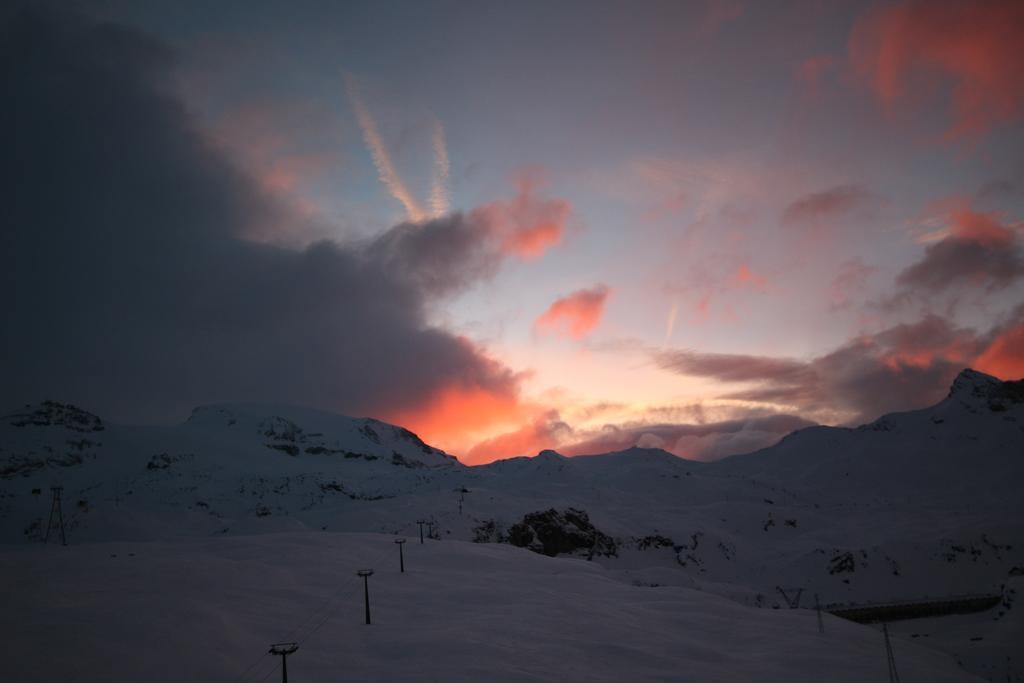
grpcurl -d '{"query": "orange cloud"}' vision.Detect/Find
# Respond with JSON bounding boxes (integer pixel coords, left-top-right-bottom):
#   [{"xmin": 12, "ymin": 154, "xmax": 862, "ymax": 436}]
[
  {"xmin": 947, "ymin": 207, "xmax": 1017, "ymax": 246},
  {"xmin": 363, "ymin": 332, "xmax": 535, "ymax": 459},
  {"xmin": 503, "ymin": 221, "xmax": 564, "ymax": 259},
  {"xmin": 974, "ymin": 324, "xmax": 1024, "ymax": 380},
  {"xmin": 850, "ymin": 0, "xmax": 1024, "ymax": 140},
  {"xmin": 535, "ymin": 285, "xmax": 612, "ymax": 340},
  {"xmin": 473, "ymin": 173, "xmax": 571, "ymax": 260},
  {"xmin": 463, "ymin": 411, "xmax": 571, "ymax": 464},
  {"xmin": 381, "ymin": 382, "xmax": 527, "ymax": 458}
]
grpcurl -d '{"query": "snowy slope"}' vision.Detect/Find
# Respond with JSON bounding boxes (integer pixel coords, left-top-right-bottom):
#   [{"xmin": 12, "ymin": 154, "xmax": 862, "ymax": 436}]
[
  {"xmin": 0, "ymin": 532, "xmax": 982, "ymax": 682},
  {"xmin": 709, "ymin": 369, "xmax": 1024, "ymax": 508}
]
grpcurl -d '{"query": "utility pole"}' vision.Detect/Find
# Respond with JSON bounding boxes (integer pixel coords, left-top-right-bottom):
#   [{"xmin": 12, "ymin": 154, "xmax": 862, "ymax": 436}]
[
  {"xmin": 883, "ymin": 623, "xmax": 900, "ymax": 683},
  {"xmin": 815, "ymin": 593, "xmax": 824, "ymax": 634},
  {"xmin": 44, "ymin": 486, "xmax": 66, "ymax": 545},
  {"xmin": 268, "ymin": 642, "xmax": 298, "ymax": 683},
  {"xmin": 395, "ymin": 538, "xmax": 406, "ymax": 572},
  {"xmin": 357, "ymin": 569, "xmax": 374, "ymax": 625},
  {"xmin": 416, "ymin": 519, "xmax": 426, "ymax": 544}
]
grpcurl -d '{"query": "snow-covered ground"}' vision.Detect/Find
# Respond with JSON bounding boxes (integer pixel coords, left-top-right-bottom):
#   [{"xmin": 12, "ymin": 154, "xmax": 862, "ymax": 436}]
[
  {"xmin": 0, "ymin": 532, "xmax": 982, "ymax": 682},
  {"xmin": 1, "ymin": 369, "xmax": 1021, "ymax": 680}
]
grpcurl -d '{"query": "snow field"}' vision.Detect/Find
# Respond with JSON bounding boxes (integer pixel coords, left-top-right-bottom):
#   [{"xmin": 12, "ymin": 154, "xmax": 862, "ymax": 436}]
[{"xmin": 0, "ymin": 531, "xmax": 980, "ymax": 682}]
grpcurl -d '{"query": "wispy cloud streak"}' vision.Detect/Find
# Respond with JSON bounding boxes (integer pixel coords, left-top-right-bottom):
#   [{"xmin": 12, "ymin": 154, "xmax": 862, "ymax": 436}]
[
  {"xmin": 430, "ymin": 118, "xmax": 450, "ymax": 217},
  {"xmin": 344, "ymin": 72, "xmax": 425, "ymax": 222},
  {"xmin": 663, "ymin": 301, "xmax": 679, "ymax": 346}
]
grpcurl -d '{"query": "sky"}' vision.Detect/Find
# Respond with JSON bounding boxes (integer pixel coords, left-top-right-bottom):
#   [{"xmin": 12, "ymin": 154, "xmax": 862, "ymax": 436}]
[{"xmin": 2, "ymin": 0, "xmax": 1023, "ymax": 464}]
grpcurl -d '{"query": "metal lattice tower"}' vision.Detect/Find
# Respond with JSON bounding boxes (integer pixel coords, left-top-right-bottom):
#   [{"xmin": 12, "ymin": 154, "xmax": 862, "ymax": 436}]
[
  {"xmin": 776, "ymin": 585, "xmax": 804, "ymax": 609},
  {"xmin": 44, "ymin": 486, "xmax": 66, "ymax": 545}
]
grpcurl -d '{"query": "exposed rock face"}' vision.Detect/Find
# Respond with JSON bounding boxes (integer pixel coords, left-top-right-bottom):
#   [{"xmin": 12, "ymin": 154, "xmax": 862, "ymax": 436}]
[
  {"xmin": 472, "ymin": 519, "xmax": 506, "ymax": 544},
  {"xmin": 947, "ymin": 368, "xmax": 1024, "ymax": 412},
  {"xmin": 507, "ymin": 507, "xmax": 617, "ymax": 558},
  {"xmin": 6, "ymin": 401, "xmax": 104, "ymax": 432}
]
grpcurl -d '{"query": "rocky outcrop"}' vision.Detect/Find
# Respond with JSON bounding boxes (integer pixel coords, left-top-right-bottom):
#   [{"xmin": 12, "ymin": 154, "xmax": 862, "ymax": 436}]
[{"xmin": 507, "ymin": 508, "xmax": 617, "ymax": 558}]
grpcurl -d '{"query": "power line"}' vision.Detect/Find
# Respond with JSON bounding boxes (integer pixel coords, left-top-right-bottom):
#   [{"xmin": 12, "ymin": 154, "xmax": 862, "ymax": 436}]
[
  {"xmin": 883, "ymin": 623, "xmax": 901, "ymax": 683},
  {"xmin": 256, "ymin": 660, "xmax": 280, "ymax": 683},
  {"xmin": 239, "ymin": 539, "xmax": 396, "ymax": 681},
  {"xmin": 296, "ymin": 543, "xmax": 392, "ymax": 643},
  {"xmin": 234, "ymin": 652, "xmax": 271, "ymax": 683}
]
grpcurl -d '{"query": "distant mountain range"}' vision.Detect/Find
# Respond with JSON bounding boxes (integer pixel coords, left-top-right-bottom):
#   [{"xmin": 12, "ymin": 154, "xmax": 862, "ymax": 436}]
[{"xmin": 2, "ymin": 367, "xmax": 1021, "ymax": 611}]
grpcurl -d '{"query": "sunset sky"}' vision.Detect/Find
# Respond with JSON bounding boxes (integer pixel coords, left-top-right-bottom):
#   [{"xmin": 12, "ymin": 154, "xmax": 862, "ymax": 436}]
[{"xmin": 3, "ymin": 0, "xmax": 1023, "ymax": 463}]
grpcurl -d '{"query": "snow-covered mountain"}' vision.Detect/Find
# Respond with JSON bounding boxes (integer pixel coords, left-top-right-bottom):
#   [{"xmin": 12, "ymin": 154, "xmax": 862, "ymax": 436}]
[
  {"xmin": 711, "ymin": 368, "xmax": 1024, "ymax": 507},
  {"xmin": 1, "ymin": 369, "xmax": 1022, "ymax": 680},
  {"xmin": 0, "ymin": 401, "xmax": 460, "ymax": 541}
]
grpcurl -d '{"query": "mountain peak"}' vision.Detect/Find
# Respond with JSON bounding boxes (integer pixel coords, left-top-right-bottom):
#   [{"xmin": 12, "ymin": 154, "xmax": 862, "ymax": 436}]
[{"xmin": 947, "ymin": 368, "xmax": 1002, "ymax": 400}]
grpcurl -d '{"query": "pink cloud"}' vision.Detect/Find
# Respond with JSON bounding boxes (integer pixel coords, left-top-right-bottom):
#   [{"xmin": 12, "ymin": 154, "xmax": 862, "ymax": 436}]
[
  {"xmin": 503, "ymin": 221, "xmax": 564, "ymax": 259},
  {"xmin": 796, "ymin": 54, "xmax": 835, "ymax": 90},
  {"xmin": 732, "ymin": 263, "xmax": 769, "ymax": 292},
  {"xmin": 697, "ymin": 0, "xmax": 745, "ymax": 38},
  {"xmin": 473, "ymin": 172, "xmax": 571, "ymax": 261},
  {"xmin": 849, "ymin": 0, "xmax": 1024, "ymax": 141},
  {"xmin": 535, "ymin": 285, "xmax": 612, "ymax": 340},
  {"xmin": 947, "ymin": 207, "xmax": 1018, "ymax": 246}
]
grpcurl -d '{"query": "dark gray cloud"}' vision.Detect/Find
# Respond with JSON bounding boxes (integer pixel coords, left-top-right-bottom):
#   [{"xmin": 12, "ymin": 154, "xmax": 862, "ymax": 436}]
[
  {"xmin": 887, "ymin": 206, "xmax": 1024, "ymax": 308},
  {"xmin": 656, "ymin": 316, "xmax": 993, "ymax": 424},
  {"xmin": 894, "ymin": 238, "xmax": 1024, "ymax": 295},
  {"xmin": 655, "ymin": 350, "xmax": 814, "ymax": 386},
  {"xmin": 977, "ymin": 179, "xmax": 1022, "ymax": 201},
  {"xmin": 364, "ymin": 213, "xmax": 502, "ymax": 298},
  {"xmin": 0, "ymin": 8, "xmax": 518, "ymax": 424},
  {"xmin": 781, "ymin": 184, "xmax": 872, "ymax": 227}
]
